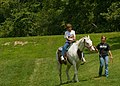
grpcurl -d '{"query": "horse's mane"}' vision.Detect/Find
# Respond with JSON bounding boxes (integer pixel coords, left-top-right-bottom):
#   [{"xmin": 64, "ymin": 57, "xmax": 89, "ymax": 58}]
[{"xmin": 76, "ymin": 36, "xmax": 87, "ymax": 45}]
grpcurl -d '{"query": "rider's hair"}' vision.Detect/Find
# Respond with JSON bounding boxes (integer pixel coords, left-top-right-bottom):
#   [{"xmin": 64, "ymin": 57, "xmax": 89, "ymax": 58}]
[{"xmin": 66, "ymin": 23, "xmax": 72, "ymax": 29}]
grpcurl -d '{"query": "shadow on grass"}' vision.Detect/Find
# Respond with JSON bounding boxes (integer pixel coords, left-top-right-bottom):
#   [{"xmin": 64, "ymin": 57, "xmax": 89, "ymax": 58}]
[
  {"xmin": 55, "ymin": 81, "xmax": 73, "ymax": 86},
  {"xmin": 94, "ymin": 75, "xmax": 106, "ymax": 78},
  {"xmin": 93, "ymin": 75, "xmax": 108, "ymax": 80},
  {"xmin": 55, "ymin": 79, "xmax": 88, "ymax": 86},
  {"xmin": 108, "ymin": 37, "xmax": 120, "ymax": 50}
]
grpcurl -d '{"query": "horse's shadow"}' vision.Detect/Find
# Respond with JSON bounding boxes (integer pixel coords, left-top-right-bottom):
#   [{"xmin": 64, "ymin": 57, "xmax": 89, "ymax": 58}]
[
  {"xmin": 55, "ymin": 79, "xmax": 88, "ymax": 86},
  {"xmin": 55, "ymin": 81, "xmax": 72, "ymax": 86}
]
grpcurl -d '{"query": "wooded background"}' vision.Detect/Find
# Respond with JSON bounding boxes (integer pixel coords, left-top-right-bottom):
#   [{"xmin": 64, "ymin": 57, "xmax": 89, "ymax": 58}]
[{"xmin": 0, "ymin": 0, "xmax": 120, "ymax": 37}]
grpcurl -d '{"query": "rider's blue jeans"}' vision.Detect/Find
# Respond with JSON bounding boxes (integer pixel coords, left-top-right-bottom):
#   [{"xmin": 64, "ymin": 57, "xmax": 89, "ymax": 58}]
[
  {"xmin": 99, "ymin": 56, "xmax": 109, "ymax": 77},
  {"xmin": 62, "ymin": 42, "xmax": 70, "ymax": 56}
]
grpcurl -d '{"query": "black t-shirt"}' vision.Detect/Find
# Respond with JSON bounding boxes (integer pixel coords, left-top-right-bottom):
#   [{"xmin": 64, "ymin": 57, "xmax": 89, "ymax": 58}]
[{"xmin": 97, "ymin": 43, "xmax": 110, "ymax": 57}]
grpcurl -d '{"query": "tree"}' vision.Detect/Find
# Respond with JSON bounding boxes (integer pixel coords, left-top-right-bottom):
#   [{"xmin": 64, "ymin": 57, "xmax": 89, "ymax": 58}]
[
  {"xmin": 101, "ymin": 2, "xmax": 120, "ymax": 31},
  {"xmin": 0, "ymin": 0, "xmax": 120, "ymax": 37}
]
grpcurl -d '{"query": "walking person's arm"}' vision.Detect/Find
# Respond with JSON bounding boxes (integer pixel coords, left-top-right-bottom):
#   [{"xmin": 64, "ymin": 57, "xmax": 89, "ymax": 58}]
[
  {"xmin": 94, "ymin": 45, "xmax": 99, "ymax": 54},
  {"xmin": 109, "ymin": 50, "xmax": 113, "ymax": 63}
]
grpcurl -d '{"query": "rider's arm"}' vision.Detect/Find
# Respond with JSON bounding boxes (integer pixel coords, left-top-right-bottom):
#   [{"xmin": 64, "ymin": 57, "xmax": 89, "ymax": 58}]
[
  {"xmin": 64, "ymin": 31, "xmax": 76, "ymax": 41},
  {"xmin": 68, "ymin": 31, "xmax": 76, "ymax": 41},
  {"xmin": 67, "ymin": 35, "xmax": 75, "ymax": 41}
]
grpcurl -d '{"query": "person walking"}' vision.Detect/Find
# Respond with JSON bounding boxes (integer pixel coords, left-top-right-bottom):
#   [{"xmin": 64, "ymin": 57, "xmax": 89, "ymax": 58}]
[{"xmin": 95, "ymin": 36, "xmax": 113, "ymax": 77}]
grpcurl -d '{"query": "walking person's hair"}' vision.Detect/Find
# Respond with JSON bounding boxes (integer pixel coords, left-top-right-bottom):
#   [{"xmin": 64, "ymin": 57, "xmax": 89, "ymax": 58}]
[{"xmin": 101, "ymin": 35, "xmax": 106, "ymax": 40}]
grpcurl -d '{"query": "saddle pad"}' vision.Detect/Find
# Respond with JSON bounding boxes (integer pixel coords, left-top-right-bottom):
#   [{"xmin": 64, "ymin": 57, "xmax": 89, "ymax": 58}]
[
  {"xmin": 58, "ymin": 47, "xmax": 63, "ymax": 51},
  {"xmin": 58, "ymin": 43, "xmax": 74, "ymax": 51}
]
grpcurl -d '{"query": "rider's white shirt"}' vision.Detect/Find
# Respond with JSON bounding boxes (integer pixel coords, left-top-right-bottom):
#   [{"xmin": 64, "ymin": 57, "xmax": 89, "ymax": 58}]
[{"xmin": 64, "ymin": 30, "xmax": 76, "ymax": 42}]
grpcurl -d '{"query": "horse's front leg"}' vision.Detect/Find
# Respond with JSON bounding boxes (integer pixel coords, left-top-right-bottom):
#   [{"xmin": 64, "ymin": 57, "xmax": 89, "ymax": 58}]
[
  {"xmin": 66, "ymin": 65, "xmax": 71, "ymax": 82},
  {"xmin": 72, "ymin": 62, "xmax": 79, "ymax": 82}
]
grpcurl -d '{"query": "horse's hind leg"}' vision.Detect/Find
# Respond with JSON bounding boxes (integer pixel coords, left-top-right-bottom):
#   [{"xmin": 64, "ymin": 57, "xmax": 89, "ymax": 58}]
[
  {"xmin": 58, "ymin": 62, "xmax": 62, "ymax": 84},
  {"xmin": 56, "ymin": 50, "xmax": 62, "ymax": 84},
  {"xmin": 66, "ymin": 65, "xmax": 71, "ymax": 82}
]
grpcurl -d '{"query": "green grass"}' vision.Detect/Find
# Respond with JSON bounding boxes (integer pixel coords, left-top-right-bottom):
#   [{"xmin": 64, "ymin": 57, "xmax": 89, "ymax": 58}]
[{"xmin": 0, "ymin": 32, "xmax": 120, "ymax": 86}]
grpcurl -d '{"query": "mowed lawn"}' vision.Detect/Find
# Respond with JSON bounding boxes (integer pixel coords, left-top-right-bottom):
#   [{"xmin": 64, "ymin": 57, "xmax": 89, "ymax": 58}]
[{"xmin": 0, "ymin": 32, "xmax": 120, "ymax": 86}]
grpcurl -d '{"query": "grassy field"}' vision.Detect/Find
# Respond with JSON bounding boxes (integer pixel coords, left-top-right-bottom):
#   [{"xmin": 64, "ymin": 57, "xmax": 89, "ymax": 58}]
[{"xmin": 0, "ymin": 32, "xmax": 120, "ymax": 86}]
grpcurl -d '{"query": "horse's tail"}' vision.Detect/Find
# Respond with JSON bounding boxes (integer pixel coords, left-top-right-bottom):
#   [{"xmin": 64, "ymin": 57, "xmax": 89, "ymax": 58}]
[
  {"xmin": 56, "ymin": 49, "xmax": 59, "ymax": 61},
  {"xmin": 56, "ymin": 49, "xmax": 62, "ymax": 84},
  {"xmin": 56, "ymin": 47, "xmax": 63, "ymax": 64}
]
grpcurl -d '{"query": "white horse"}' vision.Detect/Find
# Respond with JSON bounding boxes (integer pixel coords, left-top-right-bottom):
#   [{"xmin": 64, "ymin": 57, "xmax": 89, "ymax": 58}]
[{"xmin": 56, "ymin": 35, "xmax": 95, "ymax": 84}]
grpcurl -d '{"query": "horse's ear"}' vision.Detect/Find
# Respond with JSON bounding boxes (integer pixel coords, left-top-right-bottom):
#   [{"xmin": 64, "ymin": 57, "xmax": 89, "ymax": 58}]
[{"xmin": 88, "ymin": 35, "xmax": 90, "ymax": 39}]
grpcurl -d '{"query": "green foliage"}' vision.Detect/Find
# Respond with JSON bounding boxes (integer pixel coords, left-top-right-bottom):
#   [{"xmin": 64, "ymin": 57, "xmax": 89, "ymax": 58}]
[
  {"xmin": 0, "ymin": 0, "xmax": 120, "ymax": 37},
  {"xmin": 100, "ymin": 2, "xmax": 120, "ymax": 31}
]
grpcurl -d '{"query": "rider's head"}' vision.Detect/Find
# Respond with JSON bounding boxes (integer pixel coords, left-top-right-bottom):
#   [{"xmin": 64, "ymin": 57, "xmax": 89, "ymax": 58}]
[
  {"xmin": 66, "ymin": 23, "xmax": 72, "ymax": 32},
  {"xmin": 101, "ymin": 36, "xmax": 106, "ymax": 43}
]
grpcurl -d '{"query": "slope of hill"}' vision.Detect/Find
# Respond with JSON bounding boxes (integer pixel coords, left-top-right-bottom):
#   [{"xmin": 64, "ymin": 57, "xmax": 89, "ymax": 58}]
[{"xmin": 0, "ymin": 32, "xmax": 120, "ymax": 86}]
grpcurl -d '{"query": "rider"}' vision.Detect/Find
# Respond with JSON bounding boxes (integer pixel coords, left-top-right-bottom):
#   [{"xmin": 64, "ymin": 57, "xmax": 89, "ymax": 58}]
[{"xmin": 61, "ymin": 23, "xmax": 76, "ymax": 61}]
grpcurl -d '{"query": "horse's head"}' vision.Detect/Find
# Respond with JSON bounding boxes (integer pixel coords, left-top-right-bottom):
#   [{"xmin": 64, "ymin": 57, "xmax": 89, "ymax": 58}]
[{"xmin": 83, "ymin": 35, "xmax": 95, "ymax": 51}]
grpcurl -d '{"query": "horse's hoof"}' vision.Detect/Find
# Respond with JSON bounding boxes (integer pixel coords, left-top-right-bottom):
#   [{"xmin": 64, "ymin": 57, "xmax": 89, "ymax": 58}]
[
  {"xmin": 60, "ymin": 83, "xmax": 62, "ymax": 85},
  {"xmin": 72, "ymin": 80, "xmax": 75, "ymax": 83},
  {"xmin": 60, "ymin": 81, "xmax": 62, "ymax": 85},
  {"xmin": 67, "ymin": 80, "xmax": 71, "ymax": 83},
  {"xmin": 73, "ymin": 80, "xmax": 79, "ymax": 83}
]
